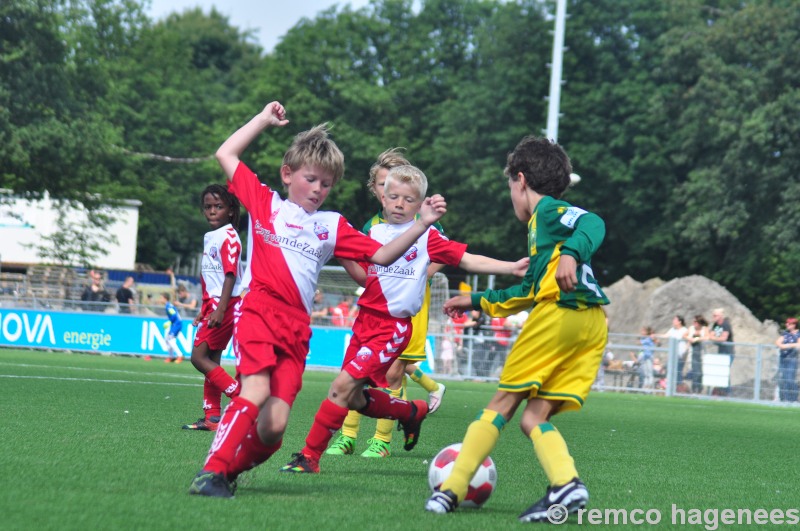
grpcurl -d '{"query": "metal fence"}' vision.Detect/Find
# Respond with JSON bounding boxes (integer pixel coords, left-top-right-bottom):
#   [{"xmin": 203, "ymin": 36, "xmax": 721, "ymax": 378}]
[
  {"xmin": 424, "ymin": 330, "xmax": 798, "ymax": 406},
  {"xmin": 3, "ymin": 285, "xmax": 797, "ymax": 406}
]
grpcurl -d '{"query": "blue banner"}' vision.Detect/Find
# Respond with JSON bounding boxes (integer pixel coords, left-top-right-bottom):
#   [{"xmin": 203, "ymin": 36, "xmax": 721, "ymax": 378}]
[{"xmin": 0, "ymin": 308, "xmax": 432, "ymax": 371}]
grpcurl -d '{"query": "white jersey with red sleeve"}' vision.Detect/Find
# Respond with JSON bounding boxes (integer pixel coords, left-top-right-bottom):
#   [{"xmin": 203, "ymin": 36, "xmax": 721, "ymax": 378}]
[
  {"xmin": 229, "ymin": 161, "xmax": 382, "ymax": 314},
  {"xmin": 200, "ymin": 224, "xmax": 245, "ymax": 304},
  {"xmin": 357, "ymin": 220, "xmax": 467, "ymax": 318}
]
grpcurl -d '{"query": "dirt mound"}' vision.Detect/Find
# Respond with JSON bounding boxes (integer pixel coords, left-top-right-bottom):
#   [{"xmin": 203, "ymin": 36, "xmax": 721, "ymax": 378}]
[
  {"xmin": 604, "ymin": 275, "xmax": 778, "ymax": 344},
  {"xmin": 603, "ymin": 275, "xmax": 780, "ymax": 388}
]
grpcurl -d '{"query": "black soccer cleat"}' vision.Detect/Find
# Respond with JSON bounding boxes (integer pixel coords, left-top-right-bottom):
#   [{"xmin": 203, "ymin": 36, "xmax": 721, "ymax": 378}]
[
  {"xmin": 518, "ymin": 477, "xmax": 588, "ymax": 523},
  {"xmin": 424, "ymin": 489, "xmax": 458, "ymax": 514},
  {"xmin": 188, "ymin": 470, "xmax": 235, "ymax": 498},
  {"xmin": 399, "ymin": 399, "xmax": 428, "ymax": 451}
]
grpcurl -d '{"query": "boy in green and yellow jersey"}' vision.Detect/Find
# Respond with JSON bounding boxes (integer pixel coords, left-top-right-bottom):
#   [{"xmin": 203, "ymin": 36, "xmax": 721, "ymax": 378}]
[
  {"xmin": 327, "ymin": 148, "xmax": 447, "ymax": 459},
  {"xmin": 425, "ymin": 136, "xmax": 609, "ymax": 523}
]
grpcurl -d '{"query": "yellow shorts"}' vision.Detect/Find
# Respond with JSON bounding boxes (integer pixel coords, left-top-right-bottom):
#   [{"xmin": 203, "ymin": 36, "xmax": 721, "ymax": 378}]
[
  {"xmin": 399, "ymin": 284, "xmax": 431, "ymax": 363},
  {"xmin": 499, "ymin": 303, "xmax": 607, "ymax": 413}
]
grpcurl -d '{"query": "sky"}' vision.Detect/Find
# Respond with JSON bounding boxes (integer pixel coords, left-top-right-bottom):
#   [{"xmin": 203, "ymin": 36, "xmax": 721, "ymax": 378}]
[{"xmin": 146, "ymin": 0, "xmax": 373, "ymax": 52}]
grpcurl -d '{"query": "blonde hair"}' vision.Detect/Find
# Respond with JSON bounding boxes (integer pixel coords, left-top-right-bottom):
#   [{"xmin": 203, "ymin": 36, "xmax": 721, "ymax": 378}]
[
  {"xmin": 282, "ymin": 123, "xmax": 345, "ymax": 184},
  {"xmin": 367, "ymin": 147, "xmax": 410, "ymax": 198},
  {"xmin": 384, "ymin": 164, "xmax": 428, "ymax": 198}
]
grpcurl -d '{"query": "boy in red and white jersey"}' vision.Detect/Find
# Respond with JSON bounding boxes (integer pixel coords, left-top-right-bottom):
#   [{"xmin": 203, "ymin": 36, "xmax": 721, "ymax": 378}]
[
  {"xmin": 279, "ymin": 164, "xmax": 528, "ymax": 474},
  {"xmin": 189, "ymin": 101, "xmax": 448, "ymax": 497},
  {"xmin": 182, "ymin": 184, "xmax": 244, "ymax": 432}
]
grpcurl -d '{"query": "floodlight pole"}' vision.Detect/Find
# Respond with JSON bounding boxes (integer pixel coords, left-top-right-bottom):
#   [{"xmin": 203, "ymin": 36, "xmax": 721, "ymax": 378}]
[{"xmin": 546, "ymin": 0, "xmax": 567, "ymax": 143}]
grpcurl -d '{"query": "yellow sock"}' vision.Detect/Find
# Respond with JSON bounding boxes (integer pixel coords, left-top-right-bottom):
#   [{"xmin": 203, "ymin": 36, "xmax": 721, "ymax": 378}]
[
  {"xmin": 373, "ymin": 387, "xmax": 403, "ymax": 443},
  {"xmin": 529, "ymin": 422, "xmax": 578, "ymax": 487},
  {"xmin": 440, "ymin": 409, "xmax": 505, "ymax": 501},
  {"xmin": 341, "ymin": 409, "xmax": 362, "ymax": 440},
  {"xmin": 409, "ymin": 367, "xmax": 438, "ymax": 393}
]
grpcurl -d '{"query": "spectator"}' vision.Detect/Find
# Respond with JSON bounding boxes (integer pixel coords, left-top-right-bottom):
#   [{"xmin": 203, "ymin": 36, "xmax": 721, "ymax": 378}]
[
  {"xmin": 80, "ymin": 270, "xmax": 111, "ymax": 312},
  {"xmin": 775, "ymin": 317, "xmax": 800, "ymax": 402},
  {"xmin": 709, "ymin": 308, "xmax": 735, "ymax": 357},
  {"xmin": 310, "ymin": 289, "xmax": 329, "ymax": 324},
  {"xmin": 466, "ymin": 309, "xmax": 490, "ymax": 377},
  {"xmin": 330, "ymin": 295, "xmax": 355, "ymax": 327},
  {"xmin": 175, "ymin": 283, "xmax": 199, "ymax": 317},
  {"xmin": 684, "ymin": 315, "xmax": 709, "ymax": 393},
  {"xmin": 487, "ymin": 316, "xmax": 512, "ymax": 377},
  {"xmin": 633, "ymin": 326, "xmax": 656, "ymax": 389},
  {"xmin": 709, "ymin": 308, "xmax": 735, "ymax": 395},
  {"xmin": 115, "ymin": 276, "xmax": 136, "ymax": 314},
  {"xmin": 439, "ymin": 333, "xmax": 456, "ymax": 376},
  {"xmin": 661, "ymin": 315, "xmax": 688, "ymax": 386},
  {"xmin": 449, "ymin": 308, "xmax": 473, "ymax": 349}
]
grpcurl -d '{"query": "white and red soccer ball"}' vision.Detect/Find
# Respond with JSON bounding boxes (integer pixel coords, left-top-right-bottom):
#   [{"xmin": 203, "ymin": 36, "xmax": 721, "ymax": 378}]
[{"xmin": 428, "ymin": 443, "xmax": 497, "ymax": 508}]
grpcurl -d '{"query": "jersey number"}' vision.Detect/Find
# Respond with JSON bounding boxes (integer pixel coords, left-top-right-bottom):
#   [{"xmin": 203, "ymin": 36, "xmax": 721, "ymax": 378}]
[{"xmin": 580, "ymin": 264, "xmax": 603, "ymax": 298}]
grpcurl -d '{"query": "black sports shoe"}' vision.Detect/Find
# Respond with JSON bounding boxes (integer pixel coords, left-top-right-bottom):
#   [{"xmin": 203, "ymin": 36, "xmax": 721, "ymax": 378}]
[
  {"xmin": 399, "ymin": 399, "xmax": 428, "ymax": 451},
  {"xmin": 424, "ymin": 489, "xmax": 458, "ymax": 514},
  {"xmin": 188, "ymin": 470, "xmax": 235, "ymax": 498},
  {"xmin": 279, "ymin": 452, "xmax": 320, "ymax": 473},
  {"xmin": 518, "ymin": 478, "xmax": 588, "ymax": 523},
  {"xmin": 182, "ymin": 416, "xmax": 221, "ymax": 431}
]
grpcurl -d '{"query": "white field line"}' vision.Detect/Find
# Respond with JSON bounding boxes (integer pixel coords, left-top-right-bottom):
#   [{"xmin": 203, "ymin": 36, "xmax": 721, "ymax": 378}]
[
  {"xmin": 0, "ymin": 361, "xmax": 201, "ymax": 380},
  {"xmin": 0, "ymin": 361, "xmax": 202, "ymax": 386},
  {"xmin": 0, "ymin": 374, "xmax": 199, "ymax": 386}
]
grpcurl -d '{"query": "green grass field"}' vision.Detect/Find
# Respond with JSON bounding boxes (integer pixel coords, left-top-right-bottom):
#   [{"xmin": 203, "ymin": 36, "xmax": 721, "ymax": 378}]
[{"xmin": 2, "ymin": 348, "xmax": 799, "ymax": 530}]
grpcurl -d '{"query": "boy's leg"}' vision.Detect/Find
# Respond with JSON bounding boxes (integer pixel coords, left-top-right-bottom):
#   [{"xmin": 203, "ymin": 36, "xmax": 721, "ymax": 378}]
[
  {"xmin": 282, "ymin": 372, "xmax": 366, "ymax": 473},
  {"xmin": 523, "ymin": 399, "xmax": 578, "ymax": 486},
  {"xmin": 361, "ymin": 386, "xmax": 401, "ymax": 458},
  {"xmin": 184, "ymin": 345, "xmax": 238, "ymax": 430},
  {"xmin": 425, "ymin": 391, "xmax": 521, "ymax": 514},
  {"xmin": 165, "ymin": 334, "xmax": 179, "ymax": 361},
  {"xmin": 326, "ymin": 410, "xmax": 360, "ymax": 456},
  {"xmin": 189, "ymin": 372, "xmax": 269, "ymax": 497},
  {"xmin": 181, "ymin": 378, "xmax": 222, "ymax": 430},
  {"xmin": 357, "ymin": 387, "xmax": 428, "ymax": 451},
  {"xmin": 362, "ymin": 360, "xmax": 406, "ymax": 458},
  {"xmin": 206, "ymin": 365, "xmax": 240, "ymax": 397},
  {"xmin": 228, "ymin": 396, "xmax": 290, "ymax": 479},
  {"xmin": 517, "ymin": 399, "xmax": 587, "ymax": 523},
  {"xmin": 406, "ymin": 364, "xmax": 447, "ymax": 413}
]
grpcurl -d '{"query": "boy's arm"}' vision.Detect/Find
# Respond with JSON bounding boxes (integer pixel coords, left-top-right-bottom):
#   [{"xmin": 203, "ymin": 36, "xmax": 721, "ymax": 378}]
[
  {"xmin": 369, "ymin": 195, "xmax": 447, "ymax": 265},
  {"xmin": 458, "ymin": 253, "xmax": 529, "ymax": 277},
  {"xmin": 339, "ymin": 258, "xmax": 367, "ymax": 287},
  {"xmin": 548, "ymin": 208, "xmax": 606, "ymax": 293},
  {"xmin": 216, "ymin": 101, "xmax": 290, "ymax": 179},
  {"xmin": 558, "ymin": 212, "xmax": 606, "ymax": 264}
]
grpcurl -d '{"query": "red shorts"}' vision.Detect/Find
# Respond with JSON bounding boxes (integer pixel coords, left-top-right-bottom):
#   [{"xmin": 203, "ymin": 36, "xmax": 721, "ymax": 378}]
[
  {"xmin": 233, "ymin": 290, "xmax": 311, "ymax": 406},
  {"xmin": 193, "ymin": 297, "xmax": 241, "ymax": 350},
  {"xmin": 343, "ymin": 307, "xmax": 412, "ymax": 388}
]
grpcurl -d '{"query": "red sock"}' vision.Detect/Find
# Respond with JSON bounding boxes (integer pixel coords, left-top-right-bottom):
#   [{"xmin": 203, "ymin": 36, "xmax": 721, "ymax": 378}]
[
  {"xmin": 203, "ymin": 379, "xmax": 221, "ymax": 419},
  {"xmin": 228, "ymin": 423, "xmax": 282, "ymax": 480},
  {"xmin": 303, "ymin": 399, "xmax": 349, "ymax": 461},
  {"xmin": 359, "ymin": 388, "xmax": 413, "ymax": 422},
  {"xmin": 203, "ymin": 396, "xmax": 259, "ymax": 475},
  {"xmin": 207, "ymin": 366, "xmax": 239, "ymax": 397}
]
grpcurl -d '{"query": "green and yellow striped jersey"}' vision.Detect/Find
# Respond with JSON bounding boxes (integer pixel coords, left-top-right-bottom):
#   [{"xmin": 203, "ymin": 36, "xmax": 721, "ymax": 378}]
[{"xmin": 472, "ymin": 196, "xmax": 609, "ymax": 316}]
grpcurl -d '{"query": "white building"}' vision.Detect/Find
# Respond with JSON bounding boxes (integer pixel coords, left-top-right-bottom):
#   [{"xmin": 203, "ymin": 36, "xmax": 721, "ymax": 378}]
[{"xmin": 0, "ymin": 192, "xmax": 140, "ymax": 270}]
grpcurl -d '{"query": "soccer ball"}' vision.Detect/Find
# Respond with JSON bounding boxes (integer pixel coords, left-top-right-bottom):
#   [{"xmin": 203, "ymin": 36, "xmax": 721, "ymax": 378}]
[{"xmin": 428, "ymin": 443, "xmax": 497, "ymax": 508}]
